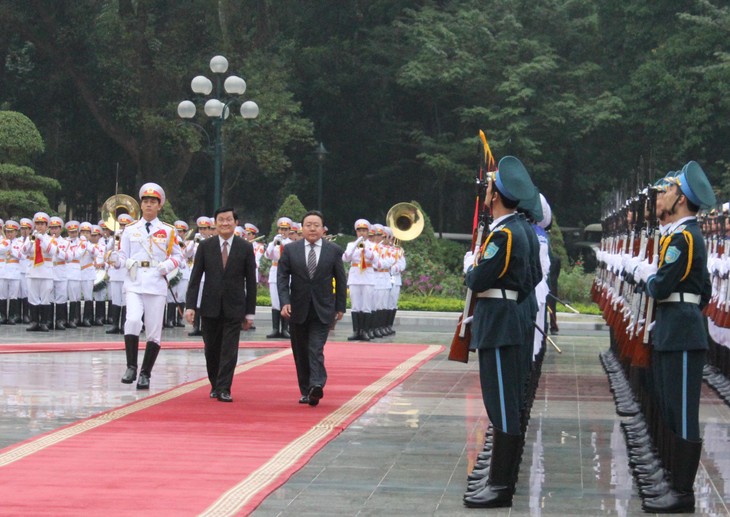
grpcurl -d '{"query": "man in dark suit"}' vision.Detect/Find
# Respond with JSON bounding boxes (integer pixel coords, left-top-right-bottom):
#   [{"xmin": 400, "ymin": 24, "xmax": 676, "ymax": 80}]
[
  {"xmin": 278, "ymin": 210, "xmax": 347, "ymax": 406},
  {"xmin": 185, "ymin": 207, "xmax": 257, "ymax": 403}
]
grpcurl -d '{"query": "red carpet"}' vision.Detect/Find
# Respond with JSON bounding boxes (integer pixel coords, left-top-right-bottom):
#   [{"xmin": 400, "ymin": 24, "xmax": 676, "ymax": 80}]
[
  {"xmin": 0, "ymin": 342, "xmax": 442, "ymax": 516},
  {"xmin": 0, "ymin": 340, "xmax": 288, "ymax": 354}
]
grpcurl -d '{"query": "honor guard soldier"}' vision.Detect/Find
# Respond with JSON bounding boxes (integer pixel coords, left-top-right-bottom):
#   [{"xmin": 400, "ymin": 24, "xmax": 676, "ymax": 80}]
[
  {"xmin": 462, "ymin": 156, "xmax": 538, "ymax": 509},
  {"xmin": 49, "ymin": 216, "xmax": 70, "ymax": 330},
  {"xmin": 22, "ymin": 212, "xmax": 59, "ymax": 332},
  {"xmin": 245, "ymin": 223, "xmax": 265, "ymax": 276},
  {"xmin": 342, "ymin": 219, "xmax": 376, "ymax": 341},
  {"xmin": 370, "ymin": 224, "xmax": 394, "ymax": 337},
  {"xmin": 637, "ymin": 161, "xmax": 715, "ymax": 513},
  {"xmin": 0, "ymin": 220, "xmax": 23, "ymax": 324},
  {"xmin": 385, "ymin": 226, "xmax": 406, "ymax": 335},
  {"xmin": 75, "ymin": 222, "xmax": 99, "ymax": 327},
  {"xmin": 105, "ymin": 213, "xmax": 133, "ymax": 334},
  {"xmin": 188, "ymin": 215, "xmax": 212, "ymax": 336},
  {"xmin": 90, "ymin": 224, "xmax": 108, "ymax": 325},
  {"xmin": 264, "ymin": 216, "xmax": 293, "ymax": 338},
  {"xmin": 110, "ymin": 183, "xmax": 182, "ymax": 389},
  {"xmin": 18, "ymin": 218, "xmax": 33, "ymax": 323},
  {"xmin": 64, "ymin": 221, "xmax": 81, "ymax": 328},
  {"xmin": 99, "ymin": 220, "xmax": 115, "ymax": 324},
  {"xmin": 170, "ymin": 220, "xmax": 193, "ymax": 328},
  {"xmin": 289, "ymin": 222, "xmax": 301, "ymax": 241}
]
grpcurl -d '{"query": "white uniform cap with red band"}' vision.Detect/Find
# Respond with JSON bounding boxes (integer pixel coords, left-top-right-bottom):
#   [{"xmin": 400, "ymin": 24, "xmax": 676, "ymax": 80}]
[
  {"xmin": 277, "ymin": 217, "xmax": 292, "ymax": 229},
  {"xmin": 20, "ymin": 218, "xmax": 33, "ymax": 229},
  {"xmin": 65, "ymin": 220, "xmax": 80, "ymax": 231},
  {"xmin": 354, "ymin": 219, "xmax": 370, "ymax": 231},
  {"xmin": 49, "ymin": 216, "xmax": 64, "ymax": 227},
  {"xmin": 4, "ymin": 220, "xmax": 19, "ymax": 230},
  {"xmin": 33, "ymin": 212, "xmax": 50, "ymax": 223},
  {"xmin": 291, "ymin": 222, "xmax": 301, "ymax": 232},
  {"xmin": 244, "ymin": 223, "xmax": 259, "ymax": 234},
  {"xmin": 79, "ymin": 222, "xmax": 92, "ymax": 232},
  {"xmin": 234, "ymin": 226, "xmax": 245, "ymax": 237},
  {"xmin": 174, "ymin": 220, "xmax": 189, "ymax": 231},
  {"xmin": 98, "ymin": 220, "xmax": 108, "ymax": 229},
  {"xmin": 117, "ymin": 213, "xmax": 134, "ymax": 225},
  {"xmin": 372, "ymin": 223, "xmax": 384, "ymax": 235},
  {"xmin": 196, "ymin": 216, "xmax": 211, "ymax": 228},
  {"xmin": 91, "ymin": 225, "xmax": 102, "ymax": 235},
  {"xmin": 139, "ymin": 182, "xmax": 166, "ymax": 206}
]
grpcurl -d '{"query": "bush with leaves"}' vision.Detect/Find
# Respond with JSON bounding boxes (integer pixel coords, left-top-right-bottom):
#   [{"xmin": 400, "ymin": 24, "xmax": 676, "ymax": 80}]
[{"xmin": 557, "ymin": 260, "xmax": 594, "ymax": 305}]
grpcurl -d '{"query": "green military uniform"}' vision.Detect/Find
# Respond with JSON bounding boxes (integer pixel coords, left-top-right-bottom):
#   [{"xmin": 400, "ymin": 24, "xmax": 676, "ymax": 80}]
[{"xmin": 643, "ymin": 160, "xmax": 715, "ymax": 513}]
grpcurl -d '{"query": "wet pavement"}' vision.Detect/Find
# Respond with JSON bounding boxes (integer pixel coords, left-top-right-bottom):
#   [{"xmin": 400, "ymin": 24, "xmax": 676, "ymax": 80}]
[{"xmin": 1, "ymin": 310, "xmax": 729, "ymax": 516}]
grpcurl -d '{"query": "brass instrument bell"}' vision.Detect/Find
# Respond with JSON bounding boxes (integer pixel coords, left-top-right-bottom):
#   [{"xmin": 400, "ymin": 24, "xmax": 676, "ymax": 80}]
[
  {"xmin": 101, "ymin": 194, "xmax": 140, "ymax": 231},
  {"xmin": 386, "ymin": 202, "xmax": 424, "ymax": 242}
]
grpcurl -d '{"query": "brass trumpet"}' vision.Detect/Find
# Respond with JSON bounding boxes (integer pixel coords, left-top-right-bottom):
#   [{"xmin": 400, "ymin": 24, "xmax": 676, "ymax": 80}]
[{"xmin": 101, "ymin": 194, "xmax": 140, "ymax": 232}]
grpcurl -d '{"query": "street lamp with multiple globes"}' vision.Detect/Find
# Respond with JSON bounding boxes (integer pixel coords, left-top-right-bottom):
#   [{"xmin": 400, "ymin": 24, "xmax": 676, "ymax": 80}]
[{"xmin": 177, "ymin": 55, "xmax": 259, "ymax": 208}]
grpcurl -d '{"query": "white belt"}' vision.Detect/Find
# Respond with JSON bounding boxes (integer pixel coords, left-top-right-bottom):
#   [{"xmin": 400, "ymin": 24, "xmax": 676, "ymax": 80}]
[
  {"xmin": 658, "ymin": 292, "xmax": 700, "ymax": 304},
  {"xmin": 476, "ymin": 288, "xmax": 518, "ymax": 301}
]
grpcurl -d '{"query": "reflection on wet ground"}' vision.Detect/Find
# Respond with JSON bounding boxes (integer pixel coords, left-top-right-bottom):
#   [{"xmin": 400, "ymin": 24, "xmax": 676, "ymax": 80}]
[{"xmin": 1, "ymin": 316, "xmax": 729, "ymax": 516}]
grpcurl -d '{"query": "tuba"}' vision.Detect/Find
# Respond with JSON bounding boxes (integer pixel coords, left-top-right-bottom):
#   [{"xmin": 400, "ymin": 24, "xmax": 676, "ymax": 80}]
[
  {"xmin": 386, "ymin": 202, "xmax": 424, "ymax": 242},
  {"xmin": 101, "ymin": 194, "xmax": 140, "ymax": 232}
]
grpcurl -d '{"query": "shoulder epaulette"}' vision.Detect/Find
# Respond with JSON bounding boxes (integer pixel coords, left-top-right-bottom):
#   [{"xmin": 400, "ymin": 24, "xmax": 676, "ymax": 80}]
[
  {"xmin": 674, "ymin": 224, "xmax": 687, "ymax": 234},
  {"xmin": 493, "ymin": 224, "xmax": 506, "ymax": 233}
]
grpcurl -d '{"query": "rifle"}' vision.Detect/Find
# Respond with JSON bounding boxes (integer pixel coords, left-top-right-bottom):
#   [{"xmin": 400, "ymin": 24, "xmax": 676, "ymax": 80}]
[{"xmin": 449, "ymin": 130, "xmax": 493, "ymax": 363}]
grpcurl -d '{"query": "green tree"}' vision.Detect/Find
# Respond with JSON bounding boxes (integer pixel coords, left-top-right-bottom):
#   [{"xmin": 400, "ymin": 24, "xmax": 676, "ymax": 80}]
[{"xmin": 0, "ymin": 111, "xmax": 59, "ymax": 218}]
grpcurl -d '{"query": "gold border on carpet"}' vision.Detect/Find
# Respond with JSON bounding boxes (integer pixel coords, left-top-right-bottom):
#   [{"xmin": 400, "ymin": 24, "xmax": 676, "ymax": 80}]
[{"xmin": 199, "ymin": 344, "xmax": 441, "ymax": 517}]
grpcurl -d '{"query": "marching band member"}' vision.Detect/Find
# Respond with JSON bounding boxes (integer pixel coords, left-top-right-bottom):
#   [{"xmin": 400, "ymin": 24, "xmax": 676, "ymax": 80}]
[
  {"xmin": 90, "ymin": 224, "xmax": 108, "ymax": 326},
  {"xmin": 386, "ymin": 226, "xmax": 406, "ymax": 335},
  {"xmin": 370, "ymin": 224, "xmax": 394, "ymax": 338},
  {"xmin": 18, "ymin": 218, "xmax": 33, "ymax": 323},
  {"xmin": 264, "ymin": 216, "xmax": 292, "ymax": 338},
  {"xmin": 76, "ymin": 222, "xmax": 98, "ymax": 327},
  {"xmin": 110, "ymin": 183, "xmax": 183, "ymax": 389},
  {"xmin": 106, "ymin": 213, "xmax": 133, "ymax": 334},
  {"xmin": 188, "ymin": 216, "xmax": 212, "ymax": 336},
  {"xmin": 0, "ymin": 220, "xmax": 23, "ymax": 325},
  {"xmin": 49, "ymin": 216, "xmax": 70, "ymax": 330},
  {"xmin": 342, "ymin": 219, "xmax": 376, "ymax": 341},
  {"xmin": 22, "ymin": 212, "xmax": 59, "ymax": 332}
]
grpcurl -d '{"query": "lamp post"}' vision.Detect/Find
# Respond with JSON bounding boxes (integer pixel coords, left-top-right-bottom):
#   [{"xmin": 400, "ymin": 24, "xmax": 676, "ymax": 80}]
[
  {"xmin": 178, "ymin": 55, "xmax": 259, "ymax": 209},
  {"xmin": 314, "ymin": 141, "xmax": 328, "ymax": 211}
]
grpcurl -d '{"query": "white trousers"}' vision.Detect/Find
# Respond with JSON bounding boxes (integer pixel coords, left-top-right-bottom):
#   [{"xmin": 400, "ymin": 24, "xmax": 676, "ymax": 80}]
[
  {"xmin": 269, "ymin": 282, "xmax": 280, "ymax": 310},
  {"xmin": 53, "ymin": 280, "xmax": 68, "ymax": 304},
  {"xmin": 27, "ymin": 278, "xmax": 53, "ymax": 305},
  {"xmin": 0, "ymin": 279, "xmax": 20, "ymax": 300},
  {"xmin": 108, "ymin": 281, "xmax": 124, "ymax": 306},
  {"xmin": 124, "ymin": 291, "xmax": 165, "ymax": 345},
  {"xmin": 348, "ymin": 284, "xmax": 372, "ymax": 312}
]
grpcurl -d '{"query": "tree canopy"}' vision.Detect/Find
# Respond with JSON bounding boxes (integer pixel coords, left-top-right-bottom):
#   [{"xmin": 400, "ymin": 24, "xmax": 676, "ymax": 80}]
[{"xmin": 1, "ymin": 0, "xmax": 728, "ymax": 233}]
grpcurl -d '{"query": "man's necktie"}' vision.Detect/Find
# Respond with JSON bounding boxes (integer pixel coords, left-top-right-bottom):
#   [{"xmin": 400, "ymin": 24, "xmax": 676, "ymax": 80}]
[
  {"xmin": 145, "ymin": 222, "xmax": 151, "ymax": 234},
  {"xmin": 222, "ymin": 241, "xmax": 229, "ymax": 269},
  {"xmin": 307, "ymin": 243, "xmax": 317, "ymax": 278}
]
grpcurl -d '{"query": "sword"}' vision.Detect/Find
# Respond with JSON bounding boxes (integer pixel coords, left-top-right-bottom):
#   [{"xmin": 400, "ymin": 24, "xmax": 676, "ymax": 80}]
[
  {"xmin": 547, "ymin": 292, "xmax": 580, "ymax": 314},
  {"xmin": 534, "ymin": 322, "xmax": 562, "ymax": 354}
]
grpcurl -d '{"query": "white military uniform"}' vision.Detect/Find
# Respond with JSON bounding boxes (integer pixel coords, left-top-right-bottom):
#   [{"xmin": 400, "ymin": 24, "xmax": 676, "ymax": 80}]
[
  {"xmin": 265, "ymin": 217, "xmax": 293, "ymax": 311},
  {"xmin": 0, "ymin": 221, "xmax": 23, "ymax": 323},
  {"xmin": 117, "ymin": 216, "xmax": 183, "ymax": 343}
]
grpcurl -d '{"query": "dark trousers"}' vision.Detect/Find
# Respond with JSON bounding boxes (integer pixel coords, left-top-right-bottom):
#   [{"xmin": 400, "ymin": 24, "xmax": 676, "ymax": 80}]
[
  {"xmin": 289, "ymin": 305, "xmax": 330, "ymax": 396},
  {"xmin": 478, "ymin": 345, "xmax": 521, "ymax": 435},
  {"xmin": 653, "ymin": 349, "xmax": 705, "ymax": 441},
  {"xmin": 201, "ymin": 315, "xmax": 242, "ymax": 392}
]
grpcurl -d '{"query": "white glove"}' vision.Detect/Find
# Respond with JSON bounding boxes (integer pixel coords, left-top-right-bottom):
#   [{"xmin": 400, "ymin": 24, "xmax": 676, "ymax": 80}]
[
  {"xmin": 109, "ymin": 251, "xmax": 119, "ymax": 267},
  {"xmin": 463, "ymin": 315, "xmax": 473, "ymax": 325},
  {"xmin": 125, "ymin": 258, "xmax": 137, "ymax": 270},
  {"xmin": 157, "ymin": 263, "xmax": 168, "ymax": 276},
  {"xmin": 463, "ymin": 251, "xmax": 474, "ymax": 273},
  {"xmin": 637, "ymin": 259, "xmax": 658, "ymax": 283}
]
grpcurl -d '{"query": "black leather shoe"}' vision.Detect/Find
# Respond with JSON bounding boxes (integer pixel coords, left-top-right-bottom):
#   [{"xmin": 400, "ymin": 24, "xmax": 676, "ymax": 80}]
[
  {"xmin": 308, "ymin": 385, "xmax": 323, "ymax": 406},
  {"xmin": 299, "ymin": 396, "xmax": 309, "ymax": 404},
  {"xmin": 217, "ymin": 391, "xmax": 233, "ymax": 402},
  {"xmin": 210, "ymin": 390, "xmax": 218, "ymax": 399}
]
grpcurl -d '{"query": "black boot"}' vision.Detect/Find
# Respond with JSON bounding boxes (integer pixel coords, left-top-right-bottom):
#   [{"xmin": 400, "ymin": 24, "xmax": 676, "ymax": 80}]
[
  {"xmin": 66, "ymin": 301, "xmax": 78, "ymax": 329},
  {"xmin": 163, "ymin": 302, "xmax": 176, "ymax": 328},
  {"xmin": 0, "ymin": 299, "xmax": 6, "ymax": 324},
  {"xmin": 79, "ymin": 301, "xmax": 93, "ymax": 327},
  {"xmin": 6, "ymin": 299, "xmax": 20, "ymax": 324},
  {"xmin": 280, "ymin": 315, "xmax": 291, "ymax": 339},
  {"xmin": 26, "ymin": 305, "xmax": 41, "ymax": 332},
  {"xmin": 40, "ymin": 304, "xmax": 51, "ymax": 331},
  {"xmin": 188, "ymin": 309, "xmax": 202, "ymax": 336},
  {"xmin": 361, "ymin": 312, "xmax": 374, "ymax": 341},
  {"xmin": 94, "ymin": 301, "xmax": 106, "ymax": 326},
  {"xmin": 55, "ymin": 303, "xmax": 67, "ymax": 330},
  {"xmin": 347, "ymin": 311, "xmax": 360, "ymax": 341},
  {"xmin": 387, "ymin": 308, "xmax": 396, "ymax": 335},
  {"xmin": 121, "ymin": 334, "xmax": 139, "ymax": 383},
  {"xmin": 120, "ymin": 306, "xmax": 127, "ymax": 332},
  {"xmin": 175, "ymin": 303, "xmax": 186, "ymax": 327},
  {"xmin": 266, "ymin": 309, "xmax": 282, "ymax": 338},
  {"xmin": 463, "ymin": 429, "xmax": 523, "ymax": 508},
  {"xmin": 137, "ymin": 341, "xmax": 161, "ymax": 390},
  {"xmin": 642, "ymin": 436, "xmax": 702, "ymax": 513},
  {"xmin": 22, "ymin": 298, "xmax": 30, "ymax": 323},
  {"xmin": 105, "ymin": 305, "xmax": 122, "ymax": 334}
]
